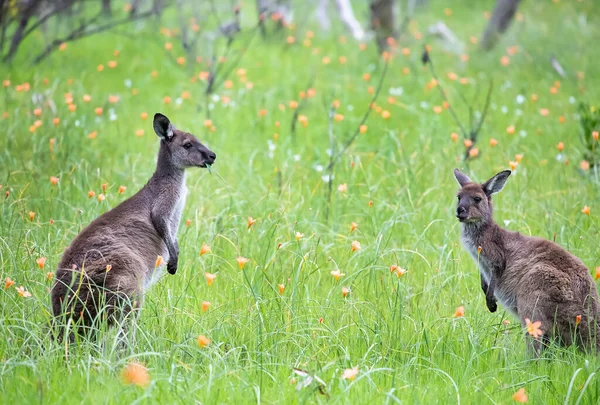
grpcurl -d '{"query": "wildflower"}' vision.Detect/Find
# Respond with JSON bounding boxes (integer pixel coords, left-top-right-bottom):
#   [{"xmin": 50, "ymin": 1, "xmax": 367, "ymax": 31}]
[
  {"xmin": 581, "ymin": 206, "xmax": 591, "ymax": 216},
  {"xmin": 118, "ymin": 185, "xmax": 126, "ymax": 194},
  {"xmin": 454, "ymin": 306, "xmax": 465, "ymax": 317},
  {"xmin": 359, "ymin": 125, "xmax": 367, "ymax": 134},
  {"xmin": 95, "ymin": 107, "xmax": 103, "ymax": 116},
  {"xmin": 576, "ymin": 315, "xmax": 582, "ymax": 325},
  {"xmin": 489, "ymin": 138, "xmax": 498, "ymax": 147},
  {"xmin": 59, "ymin": 43, "xmax": 67, "ymax": 51},
  {"xmin": 469, "ymin": 148, "xmax": 479, "ymax": 157},
  {"xmin": 295, "ymin": 232, "xmax": 304, "ymax": 241},
  {"xmin": 330, "ymin": 270, "xmax": 345, "ymax": 280},
  {"xmin": 165, "ymin": 42, "xmax": 172, "ymax": 51},
  {"xmin": 68, "ymin": 104, "xmax": 77, "ymax": 112},
  {"xmin": 289, "ymin": 100, "xmax": 298, "ymax": 109},
  {"xmin": 108, "ymin": 60, "xmax": 117, "ymax": 68},
  {"xmin": 247, "ymin": 216, "xmax": 256, "ymax": 229},
  {"xmin": 36, "ymin": 257, "xmax": 46, "ymax": 269},
  {"xmin": 381, "ymin": 110, "xmax": 391, "ymax": 119},
  {"xmin": 205, "ymin": 272, "xmax": 216, "ymax": 286},
  {"xmin": 197, "ymin": 335, "xmax": 211, "ymax": 348},
  {"xmin": 46, "ymin": 272, "xmax": 53, "ymax": 281},
  {"xmin": 338, "ymin": 183, "xmax": 348, "ymax": 193},
  {"xmin": 525, "ymin": 318, "xmax": 543, "ymax": 338},
  {"xmin": 500, "ymin": 56, "xmax": 510, "ymax": 66},
  {"xmin": 16, "ymin": 286, "xmax": 32, "ymax": 298},
  {"xmin": 334, "ymin": 113, "xmax": 344, "ymax": 122},
  {"xmin": 83, "ymin": 94, "xmax": 91, "ymax": 103},
  {"xmin": 512, "ymin": 388, "xmax": 528, "ymax": 403},
  {"xmin": 539, "ymin": 108, "xmax": 549, "ymax": 117},
  {"xmin": 342, "ymin": 366, "xmax": 359, "ymax": 380},
  {"xmin": 204, "ymin": 119, "xmax": 212, "ymax": 128},
  {"xmin": 433, "ymin": 106, "xmax": 442, "ymax": 114},
  {"xmin": 595, "ymin": 267, "xmax": 600, "ymax": 280},
  {"xmin": 515, "ymin": 154, "xmax": 523, "ymax": 163},
  {"xmin": 556, "ymin": 142, "xmax": 564, "ymax": 152},
  {"xmin": 202, "ymin": 301, "xmax": 211, "ymax": 312},
  {"xmin": 97, "ymin": 64, "xmax": 104, "ymax": 72},
  {"xmin": 106, "ymin": 264, "xmax": 112, "ymax": 272},
  {"xmin": 121, "ymin": 362, "xmax": 150, "ymax": 388},
  {"xmin": 506, "ymin": 125, "xmax": 515, "ymax": 135},
  {"xmin": 88, "ymin": 131, "xmax": 97, "ymax": 139},
  {"xmin": 136, "ymin": 129, "xmax": 144, "ymax": 137},
  {"xmin": 362, "ymin": 73, "xmax": 371, "ymax": 81},
  {"xmin": 350, "ymin": 222, "xmax": 358, "ymax": 232},
  {"xmin": 351, "ymin": 240, "xmax": 361, "ymax": 252},
  {"xmin": 509, "ymin": 161, "xmax": 518, "ymax": 171},
  {"xmin": 593, "ymin": 131, "xmax": 598, "ymax": 141},
  {"xmin": 464, "ymin": 139, "xmax": 473, "ymax": 148},
  {"xmin": 200, "ymin": 244, "xmax": 211, "ymax": 256},
  {"xmin": 393, "ymin": 266, "xmax": 407, "ymax": 277},
  {"xmin": 278, "ymin": 284, "xmax": 285, "ymax": 295},
  {"xmin": 108, "ymin": 95, "xmax": 119, "ymax": 104},
  {"xmin": 581, "ymin": 160, "xmax": 590, "ymax": 171},
  {"xmin": 163, "ymin": 96, "xmax": 171, "ymax": 104},
  {"xmin": 33, "ymin": 108, "xmax": 42, "ymax": 116},
  {"xmin": 53, "ymin": 118, "xmax": 60, "ymax": 126},
  {"xmin": 236, "ymin": 256, "xmax": 250, "ymax": 269},
  {"xmin": 185, "ymin": 219, "xmax": 191, "ymax": 227},
  {"xmin": 451, "ymin": 132, "xmax": 459, "ymax": 142},
  {"xmin": 155, "ymin": 255, "xmax": 164, "ymax": 268},
  {"xmin": 5, "ymin": 277, "xmax": 15, "ymax": 289},
  {"xmin": 342, "ymin": 287, "xmax": 350, "ymax": 298},
  {"xmin": 29, "ymin": 211, "xmax": 35, "ymax": 221}
]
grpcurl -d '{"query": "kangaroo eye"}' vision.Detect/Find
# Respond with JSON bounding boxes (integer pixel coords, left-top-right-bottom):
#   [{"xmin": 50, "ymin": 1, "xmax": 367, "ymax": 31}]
[
  {"xmin": 183, "ymin": 142, "xmax": 193, "ymax": 150},
  {"xmin": 473, "ymin": 196, "xmax": 482, "ymax": 203}
]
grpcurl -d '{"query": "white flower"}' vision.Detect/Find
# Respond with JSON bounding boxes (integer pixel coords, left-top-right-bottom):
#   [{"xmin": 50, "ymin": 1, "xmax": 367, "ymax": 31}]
[{"xmin": 516, "ymin": 95, "xmax": 525, "ymax": 104}]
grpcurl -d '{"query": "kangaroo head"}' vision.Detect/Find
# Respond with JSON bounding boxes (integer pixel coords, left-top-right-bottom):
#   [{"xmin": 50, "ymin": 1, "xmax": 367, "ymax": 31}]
[
  {"xmin": 454, "ymin": 169, "xmax": 511, "ymax": 224},
  {"xmin": 153, "ymin": 113, "xmax": 216, "ymax": 169}
]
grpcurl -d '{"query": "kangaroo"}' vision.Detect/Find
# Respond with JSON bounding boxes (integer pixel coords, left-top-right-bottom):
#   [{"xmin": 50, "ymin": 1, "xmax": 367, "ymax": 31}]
[
  {"xmin": 51, "ymin": 113, "xmax": 216, "ymax": 339},
  {"xmin": 454, "ymin": 168, "xmax": 600, "ymax": 354}
]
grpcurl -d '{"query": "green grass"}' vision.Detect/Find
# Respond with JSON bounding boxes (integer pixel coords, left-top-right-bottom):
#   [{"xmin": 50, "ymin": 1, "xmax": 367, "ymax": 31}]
[{"xmin": 1, "ymin": 0, "xmax": 600, "ymax": 403}]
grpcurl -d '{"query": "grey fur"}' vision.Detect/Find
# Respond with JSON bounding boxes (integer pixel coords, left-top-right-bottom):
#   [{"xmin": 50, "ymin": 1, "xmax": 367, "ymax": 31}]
[
  {"xmin": 454, "ymin": 168, "xmax": 600, "ymax": 355},
  {"xmin": 51, "ymin": 113, "xmax": 216, "ymax": 339}
]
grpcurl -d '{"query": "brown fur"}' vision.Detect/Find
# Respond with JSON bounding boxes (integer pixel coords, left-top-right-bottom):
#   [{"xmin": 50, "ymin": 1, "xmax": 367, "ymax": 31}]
[
  {"xmin": 51, "ymin": 113, "xmax": 216, "ymax": 339},
  {"xmin": 454, "ymin": 168, "xmax": 600, "ymax": 355}
]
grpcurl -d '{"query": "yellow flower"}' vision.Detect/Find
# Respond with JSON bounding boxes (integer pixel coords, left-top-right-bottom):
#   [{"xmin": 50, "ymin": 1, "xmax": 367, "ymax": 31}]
[
  {"xmin": 295, "ymin": 232, "xmax": 304, "ymax": 241},
  {"xmin": 525, "ymin": 318, "xmax": 543, "ymax": 338}
]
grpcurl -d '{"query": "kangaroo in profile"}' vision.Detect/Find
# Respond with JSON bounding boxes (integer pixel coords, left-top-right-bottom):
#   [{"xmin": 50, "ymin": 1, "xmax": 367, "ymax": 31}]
[
  {"xmin": 454, "ymin": 168, "xmax": 600, "ymax": 354},
  {"xmin": 51, "ymin": 113, "xmax": 216, "ymax": 339}
]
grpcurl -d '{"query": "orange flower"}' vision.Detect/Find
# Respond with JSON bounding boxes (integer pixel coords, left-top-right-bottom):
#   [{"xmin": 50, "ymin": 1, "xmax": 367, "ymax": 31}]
[
  {"xmin": 82, "ymin": 94, "xmax": 91, "ymax": 103},
  {"xmin": 500, "ymin": 56, "xmax": 510, "ymax": 66},
  {"xmin": 556, "ymin": 141, "xmax": 564, "ymax": 152},
  {"xmin": 359, "ymin": 125, "xmax": 367, "ymax": 134},
  {"xmin": 236, "ymin": 256, "xmax": 250, "ymax": 269},
  {"xmin": 121, "ymin": 362, "xmax": 150, "ymax": 387},
  {"xmin": 2, "ymin": 79, "xmax": 10, "ymax": 87},
  {"xmin": 350, "ymin": 222, "xmax": 358, "ymax": 233},
  {"xmin": 337, "ymin": 183, "xmax": 347, "ymax": 193},
  {"xmin": 258, "ymin": 109, "xmax": 267, "ymax": 117},
  {"xmin": 16, "ymin": 286, "xmax": 32, "ymax": 298},
  {"xmin": 59, "ymin": 42, "xmax": 67, "ymax": 51},
  {"xmin": 525, "ymin": 318, "xmax": 543, "ymax": 338},
  {"xmin": 330, "ymin": 269, "xmax": 345, "ymax": 280},
  {"xmin": 88, "ymin": 131, "xmax": 97, "ymax": 139},
  {"xmin": 362, "ymin": 73, "xmax": 371, "ymax": 81},
  {"xmin": 205, "ymin": 272, "xmax": 216, "ymax": 286},
  {"xmin": 36, "ymin": 257, "xmax": 46, "ymax": 269},
  {"xmin": 140, "ymin": 112, "xmax": 148, "ymax": 120},
  {"xmin": 512, "ymin": 388, "xmax": 528, "ymax": 403},
  {"xmin": 136, "ymin": 129, "xmax": 144, "ymax": 137},
  {"xmin": 118, "ymin": 185, "xmax": 126, "ymax": 194},
  {"xmin": 515, "ymin": 154, "xmax": 523, "ymax": 163},
  {"xmin": 5, "ymin": 277, "xmax": 15, "ymax": 289},
  {"xmin": 393, "ymin": 266, "xmax": 407, "ymax": 277},
  {"xmin": 433, "ymin": 106, "xmax": 442, "ymax": 114},
  {"xmin": 451, "ymin": 132, "xmax": 459, "ymax": 142},
  {"xmin": 509, "ymin": 161, "xmax": 518, "ymax": 171},
  {"xmin": 185, "ymin": 219, "xmax": 191, "ymax": 227},
  {"xmin": 322, "ymin": 56, "xmax": 331, "ymax": 64},
  {"xmin": 107, "ymin": 60, "xmax": 117, "ymax": 68},
  {"xmin": 298, "ymin": 115, "xmax": 308, "ymax": 127},
  {"xmin": 581, "ymin": 206, "xmax": 591, "ymax": 216},
  {"xmin": 50, "ymin": 176, "xmax": 59, "ymax": 185},
  {"xmin": 155, "ymin": 255, "xmax": 164, "ymax": 268},
  {"xmin": 595, "ymin": 267, "xmax": 600, "ymax": 280},
  {"xmin": 204, "ymin": 119, "xmax": 212, "ymax": 128},
  {"xmin": 202, "ymin": 301, "xmax": 211, "ymax": 312},
  {"xmin": 295, "ymin": 232, "xmax": 304, "ymax": 241},
  {"xmin": 197, "ymin": 335, "xmax": 211, "ymax": 348},
  {"xmin": 200, "ymin": 244, "xmax": 211, "ymax": 256},
  {"xmin": 381, "ymin": 110, "xmax": 391, "ymax": 119},
  {"xmin": 163, "ymin": 96, "xmax": 171, "ymax": 104},
  {"xmin": 454, "ymin": 306, "xmax": 465, "ymax": 317},
  {"xmin": 539, "ymin": 108, "xmax": 549, "ymax": 117},
  {"xmin": 278, "ymin": 284, "xmax": 285, "ymax": 295},
  {"xmin": 247, "ymin": 216, "xmax": 256, "ymax": 229},
  {"xmin": 53, "ymin": 117, "xmax": 60, "ymax": 126},
  {"xmin": 334, "ymin": 113, "xmax": 344, "ymax": 122},
  {"xmin": 469, "ymin": 148, "xmax": 479, "ymax": 157},
  {"xmin": 341, "ymin": 366, "xmax": 359, "ymax": 380},
  {"xmin": 97, "ymin": 194, "xmax": 105, "ymax": 202},
  {"xmin": 593, "ymin": 131, "xmax": 599, "ymax": 141},
  {"xmin": 289, "ymin": 100, "xmax": 298, "ymax": 109},
  {"xmin": 341, "ymin": 287, "xmax": 350, "ymax": 298},
  {"xmin": 165, "ymin": 42, "xmax": 173, "ymax": 51},
  {"xmin": 68, "ymin": 104, "xmax": 77, "ymax": 112},
  {"xmin": 97, "ymin": 64, "xmax": 104, "ymax": 72},
  {"xmin": 351, "ymin": 240, "xmax": 361, "ymax": 252},
  {"xmin": 106, "ymin": 264, "xmax": 112, "ymax": 272},
  {"xmin": 580, "ymin": 160, "xmax": 590, "ymax": 171},
  {"xmin": 506, "ymin": 125, "xmax": 515, "ymax": 135},
  {"xmin": 28, "ymin": 211, "xmax": 35, "ymax": 221},
  {"xmin": 489, "ymin": 138, "xmax": 498, "ymax": 147},
  {"xmin": 576, "ymin": 315, "xmax": 582, "ymax": 325},
  {"xmin": 33, "ymin": 108, "xmax": 42, "ymax": 116},
  {"xmin": 464, "ymin": 139, "xmax": 473, "ymax": 148},
  {"xmin": 95, "ymin": 107, "xmax": 103, "ymax": 116},
  {"xmin": 46, "ymin": 272, "xmax": 53, "ymax": 281}
]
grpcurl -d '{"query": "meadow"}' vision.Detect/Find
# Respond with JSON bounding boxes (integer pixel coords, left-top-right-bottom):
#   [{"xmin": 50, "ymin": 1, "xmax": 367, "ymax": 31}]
[{"xmin": 1, "ymin": 0, "xmax": 600, "ymax": 403}]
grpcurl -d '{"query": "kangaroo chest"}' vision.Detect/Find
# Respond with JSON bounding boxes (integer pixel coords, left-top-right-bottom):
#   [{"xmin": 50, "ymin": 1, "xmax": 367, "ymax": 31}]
[{"xmin": 169, "ymin": 184, "xmax": 187, "ymax": 238}]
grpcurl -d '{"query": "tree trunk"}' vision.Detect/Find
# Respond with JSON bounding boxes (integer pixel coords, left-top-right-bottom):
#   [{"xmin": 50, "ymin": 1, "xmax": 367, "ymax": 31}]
[
  {"xmin": 370, "ymin": 0, "xmax": 396, "ymax": 53},
  {"xmin": 102, "ymin": 0, "xmax": 112, "ymax": 16},
  {"xmin": 480, "ymin": 0, "xmax": 522, "ymax": 51},
  {"xmin": 130, "ymin": 0, "xmax": 142, "ymax": 18},
  {"xmin": 3, "ymin": 0, "xmax": 42, "ymax": 62},
  {"xmin": 335, "ymin": 0, "xmax": 365, "ymax": 40}
]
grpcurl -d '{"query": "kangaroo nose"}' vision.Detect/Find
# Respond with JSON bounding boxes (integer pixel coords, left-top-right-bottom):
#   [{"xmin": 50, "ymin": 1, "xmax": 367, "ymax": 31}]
[
  {"xmin": 457, "ymin": 206, "xmax": 466, "ymax": 214},
  {"xmin": 207, "ymin": 151, "xmax": 216, "ymax": 161}
]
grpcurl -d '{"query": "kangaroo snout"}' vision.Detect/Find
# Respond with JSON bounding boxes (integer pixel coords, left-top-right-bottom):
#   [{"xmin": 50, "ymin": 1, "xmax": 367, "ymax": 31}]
[
  {"xmin": 200, "ymin": 146, "xmax": 216, "ymax": 167},
  {"xmin": 456, "ymin": 206, "xmax": 467, "ymax": 221}
]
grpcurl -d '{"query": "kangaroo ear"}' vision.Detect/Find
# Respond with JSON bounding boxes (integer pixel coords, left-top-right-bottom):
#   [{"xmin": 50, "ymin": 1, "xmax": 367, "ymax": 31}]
[
  {"xmin": 153, "ymin": 113, "xmax": 174, "ymax": 140},
  {"xmin": 483, "ymin": 170, "xmax": 511, "ymax": 196},
  {"xmin": 454, "ymin": 169, "xmax": 472, "ymax": 187}
]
